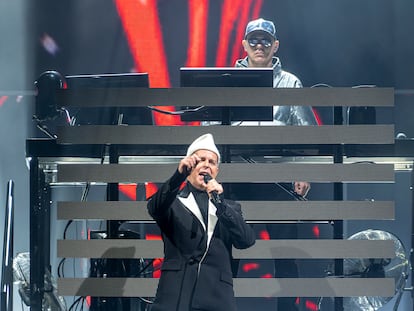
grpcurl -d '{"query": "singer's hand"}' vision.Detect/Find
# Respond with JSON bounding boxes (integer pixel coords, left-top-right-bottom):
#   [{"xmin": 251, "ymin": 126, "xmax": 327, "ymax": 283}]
[
  {"xmin": 204, "ymin": 176, "xmax": 223, "ymax": 196},
  {"xmin": 178, "ymin": 154, "xmax": 201, "ymax": 175}
]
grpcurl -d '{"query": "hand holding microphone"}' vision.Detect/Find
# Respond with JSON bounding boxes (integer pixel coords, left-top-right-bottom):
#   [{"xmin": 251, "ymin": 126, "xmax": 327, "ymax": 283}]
[{"xmin": 203, "ymin": 173, "xmax": 222, "ymax": 205}]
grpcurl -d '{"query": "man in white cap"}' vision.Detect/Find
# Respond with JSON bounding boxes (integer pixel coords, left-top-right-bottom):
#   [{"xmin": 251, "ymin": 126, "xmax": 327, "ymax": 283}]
[{"xmin": 147, "ymin": 133, "xmax": 255, "ymax": 311}]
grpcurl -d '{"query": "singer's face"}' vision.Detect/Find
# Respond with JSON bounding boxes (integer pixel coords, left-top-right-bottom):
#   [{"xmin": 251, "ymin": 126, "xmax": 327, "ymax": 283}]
[
  {"xmin": 187, "ymin": 149, "xmax": 219, "ymax": 191},
  {"xmin": 242, "ymin": 32, "xmax": 278, "ymax": 68}
]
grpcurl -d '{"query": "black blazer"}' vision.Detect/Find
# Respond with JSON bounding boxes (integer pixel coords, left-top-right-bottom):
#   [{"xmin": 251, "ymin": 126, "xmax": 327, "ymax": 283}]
[{"xmin": 147, "ymin": 170, "xmax": 255, "ymax": 311}]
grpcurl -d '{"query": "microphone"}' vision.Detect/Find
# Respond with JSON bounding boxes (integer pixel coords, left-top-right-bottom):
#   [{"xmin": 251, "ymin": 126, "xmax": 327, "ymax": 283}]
[{"xmin": 203, "ymin": 174, "xmax": 222, "ymax": 204}]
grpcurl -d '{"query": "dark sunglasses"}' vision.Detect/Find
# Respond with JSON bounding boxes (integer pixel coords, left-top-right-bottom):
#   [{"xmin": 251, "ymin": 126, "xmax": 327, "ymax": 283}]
[{"xmin": 247, "ymin": 37, "xmax": 273, "ymax": 48}]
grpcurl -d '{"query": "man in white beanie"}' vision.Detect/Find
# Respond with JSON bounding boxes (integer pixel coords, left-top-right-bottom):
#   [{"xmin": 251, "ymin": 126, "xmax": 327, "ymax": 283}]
[{"xmin": 147, "ymin": 133, "xmax": 255, "ymax": 311}]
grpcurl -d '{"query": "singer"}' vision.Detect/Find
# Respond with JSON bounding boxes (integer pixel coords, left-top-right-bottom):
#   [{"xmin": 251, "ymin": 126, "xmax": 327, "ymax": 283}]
[{"xmin": 147, "ymin": 133, "xmax": 255, "ymax": 311}]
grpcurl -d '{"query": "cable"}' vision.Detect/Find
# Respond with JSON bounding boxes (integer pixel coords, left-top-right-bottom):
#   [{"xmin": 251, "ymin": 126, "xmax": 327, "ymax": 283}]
[
  {"xmin": 60, "ymin": 107, "xmax": 76, "ymax": 125},
  {"xmin": 310, "ymin": 83, "xmax": 333, "ymax": 88},
  {"xmin": 68, "ymin": 296, "xmax": 86, "ymax": 311},
  {"xmin": 132, "ymin": 259, "xmax": 156, "ymax": 277},
  {"xmin": 241, "ymin": 155, "xmax": 307, "ymax": 201},
  {"xmin": 147, "ymin": 105, "xmax": 206, "ymax": 115},
  {"xmin": 310, "ymin": 83, "xmax": 376, "ymax": 88},
  {"xmin": 59, "ymin": 178, "xmax": 94, "ymax": 278},
  {"xmin": 62, "ymin": 220, "xmax": 73, "ymax": 240},
  {"xmin": 351, "ymin": 84, "xmax": 376, "ymax": 88},
  {"xmin": 139, "ymin": 297, "xmax": 154, "ymax": 304},
  {"xmin": 57, "ymin": 258, "xmax": 66, "ymax": 278}
]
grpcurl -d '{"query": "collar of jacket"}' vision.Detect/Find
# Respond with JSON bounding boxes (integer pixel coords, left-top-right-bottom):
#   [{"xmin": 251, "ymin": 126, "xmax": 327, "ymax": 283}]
[
  {"xmin": 235, "ymin": 56, "xmax": 282, "ymax": 79},
  {"xmin": 178, "ymin": 189, "xmax": 218, "ymax": 248}
]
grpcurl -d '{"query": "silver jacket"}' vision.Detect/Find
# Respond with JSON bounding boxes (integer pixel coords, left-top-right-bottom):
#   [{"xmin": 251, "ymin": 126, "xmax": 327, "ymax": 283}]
[{"xmin": 235, "ymin": 56, "xmax": 318, "ymax": 125}]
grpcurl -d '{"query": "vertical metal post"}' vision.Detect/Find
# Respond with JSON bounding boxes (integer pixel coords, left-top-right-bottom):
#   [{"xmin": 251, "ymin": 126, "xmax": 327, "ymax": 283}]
[
  {"xmin": 107, "ymin": 145, "xmax": 120, "ymax": 238},
  {"xmin": 333, "ymin": 106, "xmax": 344, "ymax": 311},
  {"xmin": 30, "ymin": 157, "xmax": 43, "ymax": 310},
  {"xmin": 1, "ymin": 180, "xmax": 14, "ymax": 311},
  {"xmin": 29, "ymin": 159, "xmax": 52, "ymax": 311},
  {"xmin": 92, "ymin": 145, "xmax": 130, "ymax": 310},
  {"xmin": 411, "ymin": 167, "xmax": 414, "ymax": 311}
]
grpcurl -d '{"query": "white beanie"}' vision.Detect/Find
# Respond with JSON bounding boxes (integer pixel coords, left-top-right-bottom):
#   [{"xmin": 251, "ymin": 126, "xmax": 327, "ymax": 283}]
[{"xmin": 186, "ymin": 133, "xmax": 220, "ymax": 162}]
